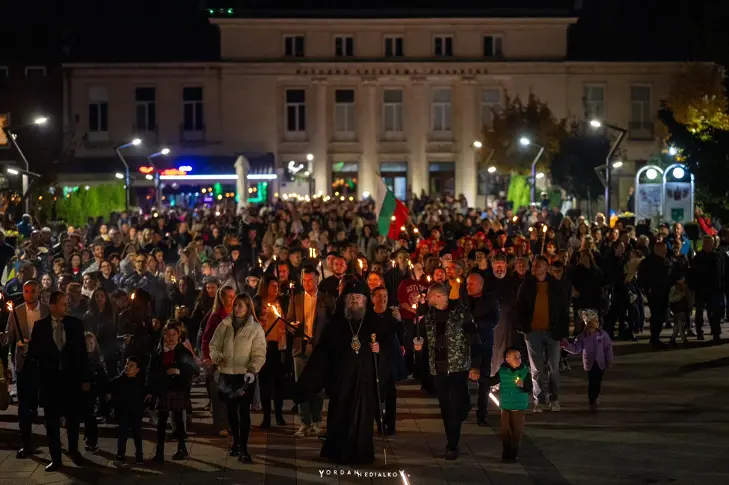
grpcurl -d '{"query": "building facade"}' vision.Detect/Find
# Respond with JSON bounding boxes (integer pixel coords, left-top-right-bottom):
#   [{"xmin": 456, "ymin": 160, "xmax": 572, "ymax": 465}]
[{"xmin": 64, "ymin": 8, "xmax": 684, "ymax": 208}]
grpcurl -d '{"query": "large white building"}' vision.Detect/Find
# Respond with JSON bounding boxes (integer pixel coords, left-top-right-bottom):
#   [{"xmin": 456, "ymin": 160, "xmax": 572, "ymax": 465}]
[{"xmin": 63, "ymin": 7, "xmax": 683, "ymax": 208}]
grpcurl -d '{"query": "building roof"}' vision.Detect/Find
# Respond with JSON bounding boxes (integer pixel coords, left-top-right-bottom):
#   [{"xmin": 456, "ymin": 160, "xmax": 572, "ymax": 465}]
[{"xmin": 205, "ymin": 1, "xmax": 576, "ymax": 19}]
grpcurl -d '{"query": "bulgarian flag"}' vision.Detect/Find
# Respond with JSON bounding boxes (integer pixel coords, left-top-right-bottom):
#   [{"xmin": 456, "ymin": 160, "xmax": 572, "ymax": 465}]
[{"xmin": 375, "ymin": 177, "xmax": 409, "ymax": 239}]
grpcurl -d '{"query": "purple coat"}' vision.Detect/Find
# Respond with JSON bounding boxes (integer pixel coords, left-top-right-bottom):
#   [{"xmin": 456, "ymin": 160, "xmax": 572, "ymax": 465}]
[{"xmin": 563, "ymin": 329, "xmax": 613, "ymax": 371}]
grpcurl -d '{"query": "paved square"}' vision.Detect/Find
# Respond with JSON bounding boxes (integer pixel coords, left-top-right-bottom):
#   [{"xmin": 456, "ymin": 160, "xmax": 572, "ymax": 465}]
[{"xmin": 1, "ymin": 326, "xmax": 728, "ymax": 485}]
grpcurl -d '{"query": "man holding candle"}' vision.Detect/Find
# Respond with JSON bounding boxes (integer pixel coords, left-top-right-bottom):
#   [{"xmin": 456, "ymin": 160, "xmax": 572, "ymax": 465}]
[
  {"xmin": 1, "ymin": 280, "xmax": 49, "ymax": 458},
  {"xmin": 287, "ymin": 267, "xmax": 335, "ymax": 438}
]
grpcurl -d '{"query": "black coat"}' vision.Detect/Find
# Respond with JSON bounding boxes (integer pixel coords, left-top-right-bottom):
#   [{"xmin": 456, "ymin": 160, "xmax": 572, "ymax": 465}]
[
  {"xmin": 146, "ymin": 343, "xmax": 199, "ymax": 398},
  {"xmin": 465, "ymin": 292, "xmax": 500, "ymax": 351},
  {"xmin": 107, "ymin": 374, "xmax": 146, "ymax": 417},
  {"xmin": 28, "ymin": 314, "xmax": 90, "ymax": 405},
  {"xmin": 516, "ymin": 275, "xmax": 570, "ymax": 340}
]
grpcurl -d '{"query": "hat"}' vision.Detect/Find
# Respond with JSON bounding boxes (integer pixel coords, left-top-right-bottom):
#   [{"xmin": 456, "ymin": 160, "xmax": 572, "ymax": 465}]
[
  {"xmin": 580, "ymin": 309, "xmax": 599, "ymax": 324},
  {"xmin": 340, "ymin": 278, "xmax": 368, "ymax": 298}
]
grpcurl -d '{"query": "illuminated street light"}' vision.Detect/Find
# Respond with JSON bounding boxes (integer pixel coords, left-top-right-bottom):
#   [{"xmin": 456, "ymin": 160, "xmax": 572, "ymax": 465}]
[
  {"xmin": 7, "ymin": 168, "xmax": 19, "ymax": 175},
  {"xmin": 487, "ymin": 166, "xmax": 497, "ymax": 174},
  {"xmin": 612, "ymin": 161, "xmax": 623, "ymax": 169},
  {"xmin": 34, "ymin": 117, "xmax": 48, "ymax": 125},
  {"xmin": 590, "ymin": 119, "xmax": 602, "ymax": 128},
  {"xmin": 536, "ymin": 172, "xmax": 545, "ymax": 179},
  {"xmin": 306, "ymin": 153, "xmax": 314, "ymax": 161},
  {"xmin": 589, "ymin": 120, "xmax": 626, "ymax": 214},
  {"xmin": 473, "ymin": 140, "xmax": 483, "ymax": 148},
  {"xmin": 2, "ymin": 115, "xmax": 50, "ymax": 212},
  {"xmin": 519, "ymin": 137, "xmax": 531, "ymax": 146},
  {"xmin": 147, "ymin": 148, "xmax": 171, "ymax": 212},
  {"xmin": 519, "ymin": 136, "xmax": 545, "ymax": 204},
  {"xmin": 115, "ymin": 173, "xmax": 124, "ymax": 179}
]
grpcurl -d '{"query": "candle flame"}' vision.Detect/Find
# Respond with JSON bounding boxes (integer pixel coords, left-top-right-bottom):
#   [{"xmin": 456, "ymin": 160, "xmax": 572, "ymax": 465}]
[
  {"xmin": 413, "ymin": 228, "xmax": 419, "ymax": 234},
  {"xmin": 542, "ymin": 225, "xmax": 548, "ymax": 233},
  {"xmin": 426, "ymin": 275, "xmax": 431, "ymax": 282},
  {"xmin": 130, "ymin": 292, "xmax": 136, "ymax": 301},
  {"xmin": 400, "ymin": 225, "xmax": 406, "ymax": 232},
  {"xmin": 358, "ymin": 259, "xmax": 363, "ymax": 269},
  {"xmin": 529, "ymin": 227, "xmax": 534, "ymax": 232},
  {"xmin": 6, "ymin": 301, "xmax": 13, "ymax": 312},
  {"xmin": 512, "ymin": 216, "xmax": 518, "ymax": 222},
  {"xmin": 289, "ymin": 281, "xmax": 295, "ymax": 289},
  {"xmin": 391, "ymin": 260, "xmax": 396, "ymax": 267},
  {"xmin": 412, "ymin": 303, "xmax": 417, "ymax": 309},
  {"xmin": 456, "ymin": 278, "xmax": 461, "ymax": 284}
]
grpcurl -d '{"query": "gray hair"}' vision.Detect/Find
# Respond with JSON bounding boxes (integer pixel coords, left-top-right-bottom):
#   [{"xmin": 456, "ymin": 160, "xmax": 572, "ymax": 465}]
[{"xmin": 427, "ymin": 283, "xmax": 449, "ymax": 298}]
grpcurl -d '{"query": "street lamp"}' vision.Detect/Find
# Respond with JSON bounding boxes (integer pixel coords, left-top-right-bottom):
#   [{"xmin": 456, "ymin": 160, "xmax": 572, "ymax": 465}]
[
  {"xmin": 473, "ymin": 140, "xmax": 483, "ymax": 148},
  {"xmin": 519, "ymin": 136, "xmax": 545, "ymax": 204},
  {"xmin": 590, "ymin": 119, "xmax": 626, "ymax": 215},
  {"xmin": 2, "ymin": 116, "xmax": 49, "ymax": 213},
  {"xmin": 147, "ymin": 147, "xmax": 171, "ymax": 213},
  {"xmin": 487, "ymin": 166, "xmax": 497, "ymax": 173},
  {"xmin": 114, "ymin": 138, "xmax": 142, "ymax": 212},
  {"xmin": 6, "ymin": 166, "xmax": 41, "ymax": 209}
]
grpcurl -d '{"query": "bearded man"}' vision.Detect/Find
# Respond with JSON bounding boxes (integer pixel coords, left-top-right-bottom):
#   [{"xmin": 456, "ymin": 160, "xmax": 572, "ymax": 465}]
[
  {"xmin": 486, "ymin": 253, "xmax": 524, "ymax": 375},
  {"xmin": 294, "ymin": 280, "xmax": 380, "ymax": 465}
]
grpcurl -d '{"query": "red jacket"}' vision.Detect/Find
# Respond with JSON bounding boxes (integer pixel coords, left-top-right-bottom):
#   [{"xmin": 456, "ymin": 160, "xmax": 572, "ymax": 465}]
[{"xmin": 201, "ymin": 308, "xmax": 231, "ymax": 360}]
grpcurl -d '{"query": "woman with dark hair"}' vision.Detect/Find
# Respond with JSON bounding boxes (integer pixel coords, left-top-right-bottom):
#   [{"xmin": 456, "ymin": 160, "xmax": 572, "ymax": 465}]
[
  {"xmin": 209, "ymin": 293, "xmax": 266, "ymax": 463},
  {"xmin": 98, "ymin": 259, "xmax": 117, "ymax": 293},
  {"xmin": 69, "ymin": 252, "xmax": 83, "ymax": 282},
  {"xmin": 117, "ymin": 288, "xmax": 158, "ymax": 370},
  {"xmin": 192, "ymin": 278, "xmax": 219, "ymax": 351},
  {"xmin": 84, "ymin": 287, "xmax": 119, "ymax": 376},
  {"xmin": 253, "ymin": 274, "xmax": 287, "ymax": 428}
]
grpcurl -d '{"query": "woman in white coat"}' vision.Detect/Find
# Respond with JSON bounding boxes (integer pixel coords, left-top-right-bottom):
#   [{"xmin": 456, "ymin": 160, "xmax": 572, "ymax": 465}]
[{"xmin": 209, "ymin": 293, "xmax": 266, "ymax": 463}]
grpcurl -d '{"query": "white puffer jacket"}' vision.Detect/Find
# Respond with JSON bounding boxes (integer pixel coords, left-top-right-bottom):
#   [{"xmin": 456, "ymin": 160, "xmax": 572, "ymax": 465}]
[{"xmin": 209, "ymin": 315, "xmax": 267, "ymax": 375}]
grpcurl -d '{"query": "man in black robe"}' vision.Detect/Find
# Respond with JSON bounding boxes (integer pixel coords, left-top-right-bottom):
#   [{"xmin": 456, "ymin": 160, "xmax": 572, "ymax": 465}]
[
  {"xmin": 486, "ymin": 253, "xmax": 523, "ymax": 375},
  {"xmin": 294, "ymin": 280, "xmax": 379, "ymax": 465}
]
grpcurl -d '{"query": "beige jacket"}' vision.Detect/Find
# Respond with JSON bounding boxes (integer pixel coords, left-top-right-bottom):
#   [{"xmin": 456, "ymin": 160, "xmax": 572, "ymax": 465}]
[{"xmin": 209, "ymin": 315, "xmax": 267, "ymax": 375}]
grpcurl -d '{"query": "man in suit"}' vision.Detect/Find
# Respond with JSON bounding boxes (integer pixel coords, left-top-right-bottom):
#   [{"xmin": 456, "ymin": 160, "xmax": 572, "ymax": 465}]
[
  {"xmin": 287, "ymin": 267, "xmax": 335, "ymax": 438},
  {"xmin": 27, "ymin": 291, "xmax": 90, "ymax": 472},
  {"xmin": 1, "ymin": 280, "xmax": 49, "ymax": 458},
  {"xmin": 318, "ymin": 254, "xmax": 347, "ymax": 298}
]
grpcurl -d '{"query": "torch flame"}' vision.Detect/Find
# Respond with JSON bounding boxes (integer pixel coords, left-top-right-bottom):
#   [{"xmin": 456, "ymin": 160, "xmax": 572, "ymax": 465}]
[
  {"xmin": 391, "ymin": 260, "xmax": 396, "ymax": 267},
  {"xmin": 456, "ymin": 278, "xmax": 461, "ymax": 284},
  {"xmin": 512, "ymin": 216, "xmax": 518, "ymax": 222},
  {"xmin": 6, "ymin": 301, "xmax": 13, "ymax": 312},
  {"xmin": 412, "ymin": 303, "xmax": 417, "ymax": 310},
  {"xmin": 426, "ymin": 275, "xmax": 431, "ymax": 282},
  {"xmin": 130, "ymin": 292, "xmax": 136, "ymax": 301},
  {"xmin": 267, "ymin": 303, "xmax": 282, "ymax": 319},
  {"xmin": 358, "ymin": 259, "xmax": 364, "ymax": 269},
  {"xmin": 542, "ymin": 225, "xmax": 548, "ymax": 233},
  {"xmin": 413, "ymin": 228, "xmax": 419, "ymax": 234}
]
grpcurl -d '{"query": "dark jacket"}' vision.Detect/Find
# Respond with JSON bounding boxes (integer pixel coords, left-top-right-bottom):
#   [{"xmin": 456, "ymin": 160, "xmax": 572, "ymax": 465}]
[
  {"xmin": 286, "ymin": 291, "xmax": 336, "ymax": 358},
  {"xmin": 465, "ymin": 292, "xmax": 500, "ymax": 351},
  {"xmin": 689, "ymin": 250, "xmax": 724, "ymax": 294},
  {"xmin": 27, "ymin": 314, "xmax": 90, "ymax": 401},
  {"xmin": 107, "ymin": 374, "xmax": 146, "ymax": 417},
  {"xmin": 146, "ymin": 343, "xmax": 199, "ymax": 398},
  {"xmin": 516, "ymin": 275, "xmax": 570, "ymax": 340},
  {"xmin": 422, "ymin": 299, "xmax": 481, "ymax": 375},
  {"xmin": 638, "ymin": 254, "xmax": 673, "ymax": 301}
]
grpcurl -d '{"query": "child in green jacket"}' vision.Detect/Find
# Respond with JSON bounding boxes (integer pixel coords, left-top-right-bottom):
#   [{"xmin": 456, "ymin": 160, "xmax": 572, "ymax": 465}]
[{"xmin": 490, "ymin": 346, "xmax": 533, "ymax": 462}]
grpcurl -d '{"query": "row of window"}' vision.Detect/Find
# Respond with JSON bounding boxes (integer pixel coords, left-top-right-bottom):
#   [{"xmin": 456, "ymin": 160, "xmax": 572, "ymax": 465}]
[
  {"xmin": 84, "ymin": 83, "xmax": 655, "ymax": 142},
  {"xmin": 87, "ymin": 86, "xmax": 204, "ymax": 141},
  {"xmin": 284, "ymin": 34, "xmax": 504, "ymax": 58}
]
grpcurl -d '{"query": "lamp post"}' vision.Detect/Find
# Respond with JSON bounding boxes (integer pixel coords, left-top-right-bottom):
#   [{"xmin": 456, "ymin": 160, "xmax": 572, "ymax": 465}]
[
  {"xmin": 6, "ymin": 167, "xmax": 42, "ymax": 210},
  {"xmin": 146, "ymin": 148, "xmax": 170, "ymax": 213},
  {"xmin": 114, "ymin": 138, "xmax": 142, "ymax": 213},
  {"xmin": 590, "ymin": 119, "xmax": 626, "ymax": 216},
  {"xmin": 2, "ymin": 116, "xmax": 48, "ymax": 214},
  {"xmin": 519, "ymin": 137, "xmax": 545, "ymax": 205}
]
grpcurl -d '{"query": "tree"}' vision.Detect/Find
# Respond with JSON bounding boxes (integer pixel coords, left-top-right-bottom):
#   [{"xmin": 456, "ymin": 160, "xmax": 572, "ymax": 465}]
[
  {"xmin": 479, "ymin": 93, "xmax": 569, "ymax": 174},
  {"xmin": 550, "ymin": 124, "xmax": 611, "ymax": 202},
  {"xmin": 663, "ymin": 63, "xmax": 729, "ymax": 141}
]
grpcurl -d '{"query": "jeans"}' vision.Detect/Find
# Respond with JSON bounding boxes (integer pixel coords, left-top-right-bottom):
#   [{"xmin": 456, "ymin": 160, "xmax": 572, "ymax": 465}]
[
  {"xmin": 524, "ymin": 331, "xmax": 560, "ymax": 405},
  {"xmin": 434, "ymin": 371, "xmax": 469, "ymax": 451},
  {"xmin": 117, "ymin": 414, "xmax": 143, "ymax": 458},
  {"xmin": 225, "ymin": 384, "xmax": 256, "ymax": 451},
  {"xmin": 294, "ymin": 356, "xmax": 323, "ymax": 425}
]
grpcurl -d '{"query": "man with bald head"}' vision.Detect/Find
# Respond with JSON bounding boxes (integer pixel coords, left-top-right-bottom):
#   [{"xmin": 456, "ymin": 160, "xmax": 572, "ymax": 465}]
[{"xmin": 466, "ymin": 273, "xmax": 500, "ymax": 426}]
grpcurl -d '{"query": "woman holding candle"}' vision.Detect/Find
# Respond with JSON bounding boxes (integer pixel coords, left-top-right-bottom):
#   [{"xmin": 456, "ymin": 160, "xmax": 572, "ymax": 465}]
[{"xmin": 253, "ymin": 275, "xmax": 287, "ymax": 428}]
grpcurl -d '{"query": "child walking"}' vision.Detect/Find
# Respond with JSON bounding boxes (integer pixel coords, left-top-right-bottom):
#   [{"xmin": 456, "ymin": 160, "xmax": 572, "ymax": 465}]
[
  {"xmin": 147, "ymin": 322, "xmax": 199, "ymax": 462},
  {"xmin": 83, "ymin": 333, "xmax": 108, "ymax": 453},
  {"xmin": 108, "ymin": 356, "xmax": 146, "ymax": 466},
  {"xmin": 489, "ymin": 346, "xmax": 533, "ymax": 462},
  {"xmin": 561, "ymin": 309, "xmax": 614, "ymax": 411}
]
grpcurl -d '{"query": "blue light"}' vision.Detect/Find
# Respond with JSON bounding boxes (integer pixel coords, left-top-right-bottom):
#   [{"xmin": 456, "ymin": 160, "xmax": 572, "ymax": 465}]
[{"xmin": 178, "ymin": 165, "xmax": 192, "ymax": 172}]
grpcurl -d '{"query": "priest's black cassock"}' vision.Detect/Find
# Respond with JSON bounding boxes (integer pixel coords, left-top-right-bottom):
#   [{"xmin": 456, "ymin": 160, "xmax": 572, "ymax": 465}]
[
  {"xmin": 294, "ymin": 283, "xmax": 378, "ymax": 465},
  {"xmin": 485, "ymin": 270, "xmax": 524, "ymax": 374}
]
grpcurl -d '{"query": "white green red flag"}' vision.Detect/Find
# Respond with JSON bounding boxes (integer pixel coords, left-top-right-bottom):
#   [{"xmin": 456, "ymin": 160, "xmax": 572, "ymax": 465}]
[{"xmin": 375, "ymin": 177, "xmax": 409, "ymax": 239}]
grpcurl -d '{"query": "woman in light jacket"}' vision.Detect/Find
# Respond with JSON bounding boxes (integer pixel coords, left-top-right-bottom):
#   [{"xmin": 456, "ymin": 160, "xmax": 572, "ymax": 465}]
[{"xmin": 209, "ymin": 293, "xmax": 266, "ymax": 464}]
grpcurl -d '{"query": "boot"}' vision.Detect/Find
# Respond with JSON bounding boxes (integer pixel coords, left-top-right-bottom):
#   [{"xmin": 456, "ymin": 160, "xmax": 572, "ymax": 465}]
[{"xmin": 275, "ymin": 410, "xmax": 286, "ymax": 426}]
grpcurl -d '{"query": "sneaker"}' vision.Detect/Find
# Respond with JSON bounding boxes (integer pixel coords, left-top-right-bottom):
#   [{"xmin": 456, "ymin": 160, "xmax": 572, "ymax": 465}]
[
  {"xmin": 113, "ymin": 456, "xmax": 125, "ymax": 468},
  {"xmin": 311, "ymin": 422, "xmax": 324, "ymax": 436},
  {"xmin": 84, "ymin": 444, "xmax": 100, "ymax": 453},
  {"xmin": 134, "ymin": 456, "xmax": 144, "ymax": 466},
  {"xmin": 532, "ymin": 403, "xmax": 544, "ymax": 414},
  {"xmin": 444, "ymin": 447, "xmax": 459, "ymax": 461},
  {"xmin": 294, "ymin": 424, "xmax": 310, "ymax": 438},
  {"xmin": 550, "ymin": 401, "xmax": 561, "ymax": 412},
  {"xmin": 172, "ymin": 449, "xmax": 188, "ymax": 461}
]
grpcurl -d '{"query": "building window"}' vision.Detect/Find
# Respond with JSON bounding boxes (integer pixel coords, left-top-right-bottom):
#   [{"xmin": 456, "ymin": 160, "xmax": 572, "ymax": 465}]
[
  {"xmin": 334, "ymin": 89, "xmax": 356, "ymax": 135},
  {"xmin": 182, "ymin": 87, "xmax": 204, "ymax": 132},
  {"xmin": 285, "ymin": 89, "xmax": 306, "ymax": 133},
  {"xmin": 433, "ymin": 36, "xmax": 453, "ymax": 57},
  {"xmin": 584, "ymin": 85, "xmax": 605, "ymax": 121},
  {"xmin": 135, "ymin": 87, "xmax": 156, "ymax": 133},
  {"xmin": 284, "ymin": 35, "xmax": 305, "ymax": 57},
  {"xmin": 88, "ymin": 87, "xmax": 109, "ymax": 141},
  {"xmin": 481, "ymin": 88, "xmax": 502, "ymax": 126},
  {"xmin": 630, "ymin": 85, "xmax": 653, "ymax": 140},
  {"xmin": 431, "ymin": 88, "xmax": 452, "ymax": 132},
  {"xmin": 483, "ymin": 35, "xmax": 503, "ymax": 58},
  {"xmin": 383, "ymin": 89, "xmax": 404, "ymax": 134},
  {"xmin": 335, "ymin": 36, "xmax": 354, "ymax": 57},
  {"xmin": 384, "ymin": 36, "xmax": 404, "ymax": 57}
]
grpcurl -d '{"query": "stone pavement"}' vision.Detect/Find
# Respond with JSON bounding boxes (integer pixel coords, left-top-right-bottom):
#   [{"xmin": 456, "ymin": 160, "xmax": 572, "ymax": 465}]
[{"xmin": 1, "ymin": 326, "xmax": 728, "ymax": 485}]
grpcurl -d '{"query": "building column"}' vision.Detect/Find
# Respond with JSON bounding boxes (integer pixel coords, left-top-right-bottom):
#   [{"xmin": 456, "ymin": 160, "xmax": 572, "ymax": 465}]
[
  {"xmin": 311, "ymin": 79, "xmax": 329, "ymax": 195},
  {"xmin": 359, "ymin": 80, "xmax": 378, "ymax": 199},
  {"xmin": 408, "ymin": 77, "xmax": 428, "ymax": 196},
  {"xmin": 457, "ymin": 80, "xmax": 478, "ymax": 207}
]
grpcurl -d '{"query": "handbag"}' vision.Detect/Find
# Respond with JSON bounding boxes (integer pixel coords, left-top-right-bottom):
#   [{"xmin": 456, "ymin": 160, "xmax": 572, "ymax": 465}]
[
  {"xmin": 251, "ymin": 378, "xmax": 262, "ymax": 412},
  {"xmin": 0, "ymin": 359, "xmax": 10, "ymax": 411}
]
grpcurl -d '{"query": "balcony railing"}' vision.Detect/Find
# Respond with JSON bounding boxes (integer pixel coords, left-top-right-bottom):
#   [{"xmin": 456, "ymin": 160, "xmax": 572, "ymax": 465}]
[{"xmin": 628, "ymin": 121, "xmax": 655, "ymax": 141}]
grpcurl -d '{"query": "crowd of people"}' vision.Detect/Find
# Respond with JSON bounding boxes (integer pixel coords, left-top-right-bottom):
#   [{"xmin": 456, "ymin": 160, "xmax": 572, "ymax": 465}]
[{"xmin": 0, "ymin": 194, "xmax": 726, "ymax": 471}]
